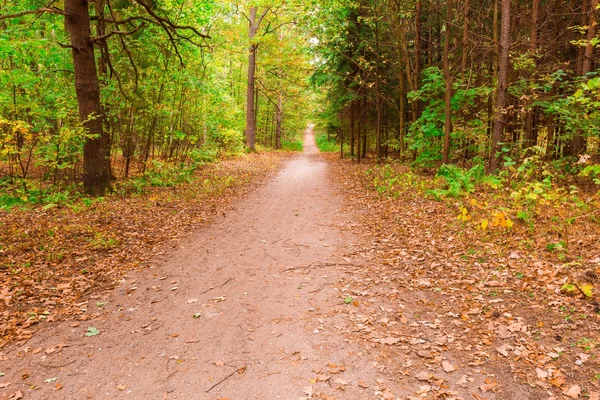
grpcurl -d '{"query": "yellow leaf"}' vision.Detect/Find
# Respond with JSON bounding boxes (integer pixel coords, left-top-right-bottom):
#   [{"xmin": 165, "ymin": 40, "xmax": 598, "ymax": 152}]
[
  {"xmin": 505, "ymin": 218, "xmax": 513, "ymax": 229},
  {"xmin": 580, "ymin": 283, "xmax": 594, "ymax": 298},
  {"xmin": 481, "ymin": 219, "xmax": 489, "ymax": 230}
]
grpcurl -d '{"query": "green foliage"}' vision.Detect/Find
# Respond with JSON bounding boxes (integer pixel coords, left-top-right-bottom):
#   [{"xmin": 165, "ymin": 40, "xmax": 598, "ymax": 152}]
[
  {"xmin": 366, "ymin": 163, "xmax": 429, "ymax": 198},
  {"xmin": 282, "ymin": 139, "xmax": 303, "ymax": 152},
  {"xmin": 428, "ymin": 163, "xmax": 487, "ymax": 199},
  {"xmin": 315, "ymin": 133, "xmax": 338, "ymax": 153},
  {"xmin": 580, "ymin": 165, "xmax": 600, "ymax": 185},
  {"xmin": 407, "ymin": 68, "xmax": 492, "ymax": 165},
  {"xmin": 134, "ymin": 160, "xmax": 198, "ymax": 189},
  {"xmin": 210, "ymin": 128, "xmax": 245, "ymax": 155}
]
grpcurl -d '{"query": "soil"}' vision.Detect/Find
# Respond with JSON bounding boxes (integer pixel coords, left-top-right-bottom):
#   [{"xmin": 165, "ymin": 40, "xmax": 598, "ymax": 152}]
[{"xmin": 0, "ymin": 129, "xmax": 555, "ymax": 399}]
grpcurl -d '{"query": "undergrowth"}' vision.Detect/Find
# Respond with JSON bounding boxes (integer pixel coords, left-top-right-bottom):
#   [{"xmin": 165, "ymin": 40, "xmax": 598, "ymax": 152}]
[
  {"xmin": 365, "ymin": 157, "xmax": 600, "ymax": 235},
  {"xmin": 316, "ymin": 133, "xmax": 339, "ymax": 153}
]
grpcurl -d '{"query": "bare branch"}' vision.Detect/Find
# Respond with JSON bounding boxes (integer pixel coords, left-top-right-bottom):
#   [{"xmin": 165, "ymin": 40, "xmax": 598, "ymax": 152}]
[
  {"xmin": 262, "ymin": 20, "xmax": 296, "ymax": 36},
  {"xmin": 0, "ymin": 7, "xmax": 64, "ymax": 21},
  {"xmin": 256, "ymin": 7, "xmax": 271, "ymax": 27},
  {"xmin": 92, "ymin": 23, "xmax": 146, "ymax": 42},
  {"xmin": 136, "ymin": 0, "xmax": 211, "ymax": 39}
]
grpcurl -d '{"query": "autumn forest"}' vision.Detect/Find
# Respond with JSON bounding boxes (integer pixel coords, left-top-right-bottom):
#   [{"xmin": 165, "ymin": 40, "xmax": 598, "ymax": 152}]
[{"xmin": 1, "ymin": 0, "xmax": 600, "ymax": 399}]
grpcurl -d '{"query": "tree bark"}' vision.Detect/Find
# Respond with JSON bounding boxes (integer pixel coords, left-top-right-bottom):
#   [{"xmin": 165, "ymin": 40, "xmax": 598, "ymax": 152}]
[
  {"xmin": 356, "ymin": 100, "xmax": 361, "ymax": 164},
  {"xmin": 350, "ymin": 101, "xmax": 355, "ymax": 160},
  {"xmin": 489, "ymin": 0, "xmax": 510, "ymax": 173},
  {"xmin": 461, "ymin": 0, "xmax": 470, "ymax": 73},
  {"xmin": 571, "ymin": 0, "xmax": 597, "ymax": 156},
  {"xmin": 64, "ymin": 0, "xmax": 111, "ymax": 195},
  {"xmin": 442, "ymin": 0, "xmax": 453, "ymax": 164},
  {"xmin": 245, "ymin": 8, "xmax": 258, "ymax": 151},
  {"xmin": 524, "ymin": 0, "xmax": 540, "ymax": 150},
  {"xmin": 275, "ymin": 91, "xmax": 282, "ymax": 150}
]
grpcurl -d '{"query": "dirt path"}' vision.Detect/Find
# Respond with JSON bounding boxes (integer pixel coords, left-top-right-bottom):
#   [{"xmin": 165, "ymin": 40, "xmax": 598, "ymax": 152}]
[
  {"xmin": 0, "ymin": 130, "xmax": 387, "ymax": 399},
  {"xmin": 1, "ymin": 130, "xmax": 555, "ymax": 400}
]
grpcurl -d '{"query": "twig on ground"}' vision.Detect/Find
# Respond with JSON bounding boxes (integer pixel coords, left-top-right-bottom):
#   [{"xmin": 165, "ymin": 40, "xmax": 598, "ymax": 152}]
[
  {"xmin": 199, "ymin": 277, "xmax": 234, "ymax": 295},
  {"xmin": 38, "ymin": 359, "xmax": 77, "ymax": 368},
  {"xmin": 225, "ymin": 248, "xmax": 251, "ymax": 254},
  {"xmin": 205, "ymin": 366, "xmax": 245, "ymax": 393}
]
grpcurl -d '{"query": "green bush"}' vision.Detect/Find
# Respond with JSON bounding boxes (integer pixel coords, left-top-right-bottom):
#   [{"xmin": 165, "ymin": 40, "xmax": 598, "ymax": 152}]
[
  {"xmin": 316, "ymin": 133, "xmax": 338, "ymax": 152},
  {"xmin": 282, "ymin": 139, "xmax": 303, "ymax": 152}
]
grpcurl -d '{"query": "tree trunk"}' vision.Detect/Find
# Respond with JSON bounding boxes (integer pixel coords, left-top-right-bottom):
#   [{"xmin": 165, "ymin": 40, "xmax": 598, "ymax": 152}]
[
  {"xmin": 524, "ymin": 0, "xmax": 540, "ymax": 150},
  {"xmin": 414, "ymin": 0, "xmax": 421, "ymax": 119},
  {"xmin": 350, "ymin": 102, "xmax": 355, "ymax": 160},
  {"xmin": 375, "ymin": 12, "xmax": 382, "ymax": 161},
  {"xmin": 442, "ymin": 0, "xmax": 453, "ymax": 164},
  {"xmin": 64, "ymin": 0, "xmax": 111, "ymax": 195},
  {"xmin": 356, "ymin": 100, "xmax": 362, "ymax": 164},
  {"xmin": 245, "ymin": 8, "xmax": 258, "ymax": 151},
  {"xmin": 489, "ymin": 0, "xmax": 511, "ymax": 173},
  {"xmin": 571, "ymin": 0, "xmax": 597, "ymax": 156},
  {"xmin": 275, "ymin": 91, "xmax": 282, "ymax": 150},
  {"xmin": 461, "ymin": 0, "xmax": 470, "ymax": 73}
]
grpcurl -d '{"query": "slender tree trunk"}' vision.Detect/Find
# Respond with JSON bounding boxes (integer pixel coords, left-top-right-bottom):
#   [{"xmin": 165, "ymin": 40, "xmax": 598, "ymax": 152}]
[
  {"xmin": 524, "ymin": 0, "xmax": 539, "ymax": 150},
  {"xmin": 340, "ymin": 126, "xmax": 344, "ymax": 158},
  {"xmin": 375, "ymin": 11, "xmax": 382, "ymax": 161},
  {"xmin": 64, "ymin": 0, "xmax": 111, "ymax": 195},
  {"xmin": 357, "ymin": 99, "xmax": 362, "ymax": 164},
  {"xmin": 571, "ymin": 0, "xmax": 597, "ymax": 156},
  {"xmin": 350, "ymin": 102, "xmax": 355, "ymax": 160},
  {"xmin": 245, "ymin": 8, "xmax": 258, "ymax": 151},
  {"xmin": 489, "ymin": 0, "xmax": 511, "ymax": 173},
  {"xmin": 461, "ymin": 0, "xmax": 470, "ymax": 73},
  {"xmin": 442, "ymin": 0, "xmax": 453, "ymax": 164},
  {"xmin": 275, "ymin": 91, "xmax": 282, "ymax": 150},
  {"xmin": 415, "ymin": 0, "xmax": 421, "ymax": 118}
]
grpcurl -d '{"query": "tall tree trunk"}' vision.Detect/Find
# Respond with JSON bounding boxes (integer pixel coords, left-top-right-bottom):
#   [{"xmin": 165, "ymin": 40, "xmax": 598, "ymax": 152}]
[
  {"xmin": 64, "ymin": 0, "xmax": 111, "ymax": 195},
  {"xmin": 524, "ymin": 0, "xmax": 540, "ymax": 150},
  {"xmin": 489, "ymin": 0, "xmax": 511, "ymax": 173},
  {"xmin": 375, "ymin": 10, "xmax": 382, "ymax": 161},
  {"xmin": 414, "ymin": 0, "xmax": 421, "ymax": 118},
  {"xmin": 442, "ymin": 0, "xmax": 453, "ymax": 164},
  {"xmin": 350, "ymin": 101, "xmax": 355, "ymax": 160},
  {"xmin": 275, "ymin": 91, "xmax": 282, "ymax": 150},
  {"xmin": 571, "ymin": 0, "xmax": 597, "ymax": 156},
  {"xmin": 245, "ymin": 8, "xmax": 259, "ymax": 151},
  {"xmin": 356, "ymin": 99, "xmax": 362, "ymax": 164},
  {"xmin": 461, "ymin": 0, "xmax": 470, "ymax": 73}
]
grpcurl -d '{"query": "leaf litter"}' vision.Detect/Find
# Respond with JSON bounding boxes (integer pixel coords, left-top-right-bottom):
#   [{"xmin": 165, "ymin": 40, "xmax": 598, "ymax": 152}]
[
  {"xmin": 0, "ymin": 153, "xmax": 287, "ymax": 348},
  {"xmin": 320, "ymin": 155, "xmax": 600, "ymax": 399}
]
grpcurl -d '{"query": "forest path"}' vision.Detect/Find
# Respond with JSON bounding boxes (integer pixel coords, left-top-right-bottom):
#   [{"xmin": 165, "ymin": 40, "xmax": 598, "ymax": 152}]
[
  {"xmin": 1, "ymin": 130, "xmax": 549, "ymax": 400},
  {"xmin": 1, "ymin": 128, "xmax": 386, "ymax": 399}
]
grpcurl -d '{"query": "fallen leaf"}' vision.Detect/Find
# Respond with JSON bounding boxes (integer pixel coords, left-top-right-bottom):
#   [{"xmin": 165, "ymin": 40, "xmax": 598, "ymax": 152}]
[
  {"xmin": 535, "ymin": 368, "xmax": 548, "ymax": 379},
  {"xmin": 442, "ymin": 361, "xmax": 456, "ymax": 373},
  {"xmin": 549, "ymin": 375, "xmax": 565, "ymax": 388},
  {"xmin": 85, "ymin": 327, "xmax": 100, "ymax": 337},
  {"xmin": 8, "ymin": 390, "xmax": 23, "ymax": 400},
  {"xmin": 564, "ymin": 385, "xmax": 581, "ymax": 399}
]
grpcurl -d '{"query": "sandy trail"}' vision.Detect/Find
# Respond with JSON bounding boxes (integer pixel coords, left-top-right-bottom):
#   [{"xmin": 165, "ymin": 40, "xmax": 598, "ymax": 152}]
[{"xmin": 1, "ymin": 129, "xmax": 383, "ymax": 399}]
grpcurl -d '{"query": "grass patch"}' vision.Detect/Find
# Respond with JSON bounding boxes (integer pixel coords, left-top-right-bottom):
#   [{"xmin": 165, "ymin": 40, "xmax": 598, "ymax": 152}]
[
  {"xmin": 282, "ymin": 139, "xmax": 303, "ymax": 152},
  {"xmin": 316, "ymin": 133, "xmax": 339, "ymax": 153}
]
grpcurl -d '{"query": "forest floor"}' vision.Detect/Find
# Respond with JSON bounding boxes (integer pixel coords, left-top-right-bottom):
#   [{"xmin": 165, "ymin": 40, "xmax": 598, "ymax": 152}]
[{"xmin": 0, "ymin": 131, "xmax": 598, "ymax": 400}]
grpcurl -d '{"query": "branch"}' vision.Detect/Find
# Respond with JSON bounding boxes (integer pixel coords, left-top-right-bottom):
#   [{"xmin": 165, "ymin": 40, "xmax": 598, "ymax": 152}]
[
  {"xmin": 262, "ymin": 20, "xmax": 295, "ymax": 36},
  {"xmin": 136, "ymin": 0, "xmax": 211, "ymax": 39},
  {"xmin": 256, "ymin": 7, "xmax": 271, "ymax": 28},
  {"xmin": 92, "ymin": 23, "xmax": 146, "ymax": 42},
  {"xmin": 0, "ymin": 7, "xmax": 64, "ymax": 21}
]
